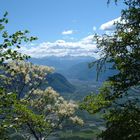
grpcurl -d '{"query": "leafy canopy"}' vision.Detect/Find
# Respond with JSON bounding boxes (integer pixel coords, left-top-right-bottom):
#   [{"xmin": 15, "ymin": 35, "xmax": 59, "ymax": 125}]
[{"xmin": 82, "ymin": 0, "xmax": 140, "ymax": 139}]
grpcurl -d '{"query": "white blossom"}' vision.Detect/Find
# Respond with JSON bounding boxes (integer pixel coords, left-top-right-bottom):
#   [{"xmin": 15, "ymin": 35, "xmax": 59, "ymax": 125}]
[{"xmin": 70, "ymin": 116, "xmax": 84, "ymax": 126}]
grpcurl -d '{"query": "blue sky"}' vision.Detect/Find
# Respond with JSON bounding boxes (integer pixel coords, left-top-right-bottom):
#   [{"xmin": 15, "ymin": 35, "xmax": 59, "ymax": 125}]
[{"xmin": 1, "ymin": 0, "xmax": 125, "ymax": 58}]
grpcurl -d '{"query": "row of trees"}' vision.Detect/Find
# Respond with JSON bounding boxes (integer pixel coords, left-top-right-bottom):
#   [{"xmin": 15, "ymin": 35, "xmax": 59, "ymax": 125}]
[
  {"xmin": 82, "ymin": 0, "xmax": 140, "ymax": 139},
  {"xmin": 0, "ymin": 13, "xmax": 83, "ymax": 140}
]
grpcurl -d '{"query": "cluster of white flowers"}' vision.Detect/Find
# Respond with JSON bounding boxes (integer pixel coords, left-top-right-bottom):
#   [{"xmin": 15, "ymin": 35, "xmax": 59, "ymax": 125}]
[
  {"xmin": 56, "ymin": 100, "xmax": 78, "ymax": 117},
  {"xmin": 70, "ymin": 116, "xmax": 84, "ymax": 126},
  {"xmin": 1, "ymin": 60, "xmax": 84, "ymax": 132},
  {"xmin": 0, "ymin": 60, "xmax": 54, "ymax": 96},
  {"xmin": 6, "ymin": 60, "xmax": 54, "ymax": 83},
  {"xmin": 32, "ymin": 88, "xmax": 63, "ymax": 107},
  {"xmin": 31, "ymin": 87, "xmax": 83, "ymax": 128}
]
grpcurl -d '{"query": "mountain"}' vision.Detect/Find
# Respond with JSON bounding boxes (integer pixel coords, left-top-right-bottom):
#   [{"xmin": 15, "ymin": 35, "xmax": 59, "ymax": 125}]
[
  {"xmin": 30, "ymin": 56, "xmax": 95, "ymax": 74},
  {"xmin": 46, "ymin": 73, "xmax": 75, "ymax": 93},
  {"xmin": 30, "ymin": 56, "xmax": 117, "ymax": 82},
  {"xmin": 64, "ymin": 62, "xmax": 96, "ymax": 81},
  {"xmin": 65, "ymin": 62, "xmax": 117, "ymax": 81},
  {"xmin": 0, "ymin": 67, "xmax": 76, "ymax": 94}
]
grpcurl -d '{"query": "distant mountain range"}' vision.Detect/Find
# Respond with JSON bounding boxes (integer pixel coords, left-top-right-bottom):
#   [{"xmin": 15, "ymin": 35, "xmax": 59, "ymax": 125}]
[
  {"xmin": 30, "ymin": 56, "xmax": 117, "ymax": 82},
  {"xmin": 30, "ymin": 56, "xmax": 95, "ymax": 73},
  {"xmin": 0, "ymin": 56, "xmax": 117, "ymax": 98}
]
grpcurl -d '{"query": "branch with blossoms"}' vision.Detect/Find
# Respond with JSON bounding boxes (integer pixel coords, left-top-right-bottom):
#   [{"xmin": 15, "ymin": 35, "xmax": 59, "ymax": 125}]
[
  {"xmin": 0, "ymin": 60, "xmax": 53, "ymax": 98},
  {"xmin": 28, "ymin": 87, "xmax": 84, "ymax": 139},
  {"xmin": 0, "ymin": 60, "xmax": 84, "ymax": 140}
]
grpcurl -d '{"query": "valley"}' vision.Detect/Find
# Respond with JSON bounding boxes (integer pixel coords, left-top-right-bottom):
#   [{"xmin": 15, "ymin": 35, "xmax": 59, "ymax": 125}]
[{"xmin": 30, "ymin": 56, "xmax": 106, "ymax": 140}]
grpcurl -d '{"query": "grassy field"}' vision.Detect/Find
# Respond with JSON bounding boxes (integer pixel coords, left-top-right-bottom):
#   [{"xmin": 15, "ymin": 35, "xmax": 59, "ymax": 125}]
[{"xmin": 59, "ymin": 129, "xmax": 101, "ymax": 140}]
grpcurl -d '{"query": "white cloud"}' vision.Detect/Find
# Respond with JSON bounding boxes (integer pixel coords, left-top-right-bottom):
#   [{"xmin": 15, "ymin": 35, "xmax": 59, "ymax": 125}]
[
  {"xmin": 20, "ymin": 35, "xmax": 99, "ymax": 59},
  {"xmin": 62, "ymin": 30, "xmax": 74, "ymax": 35},
  {"xmin": 93, "ymin": 26, "xmax": 97, "ymax": 31},
  {"xmin": 100, "ymin": 17, "xmax": 121, "ymax": 31}
]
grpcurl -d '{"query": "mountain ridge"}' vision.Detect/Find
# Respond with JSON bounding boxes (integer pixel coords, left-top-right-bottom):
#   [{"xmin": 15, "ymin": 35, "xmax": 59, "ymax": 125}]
[
  {"xmin": 30, "ymin": 56, "xmax": 117, "ymax": 82},
  {"xmin": 46, "ymin": 72, "xmax": 76, "ymax": 93}
]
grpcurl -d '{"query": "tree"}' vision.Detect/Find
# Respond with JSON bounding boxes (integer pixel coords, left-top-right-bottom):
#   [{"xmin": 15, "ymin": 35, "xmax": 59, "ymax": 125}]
[
  {"xmin": 0, "ymin": 12, "xmax": 37, "ymax": 139},
  {"xmin": 0, "ymin": 12, "xmax": 83, "ymax": 139},
  {"xmin": 0, "ymin": 12, "xmax": 37, "ymax": 64},
  {"xmin": 0, "ymin": 60, "xmax": 84, "ymax": 140},
  {"xmin": 81, "ymin": 0, "xmax": 140, "ymax": 139},
  {"xmin": 100, "ymin": 100, "xmax": 140, "ymax": 140}
]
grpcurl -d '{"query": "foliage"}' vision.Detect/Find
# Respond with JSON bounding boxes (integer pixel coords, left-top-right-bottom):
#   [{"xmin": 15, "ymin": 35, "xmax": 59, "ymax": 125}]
[
  {"xmin": 0, "ymin": 60, "xmax": 53, "ymax": 98},
  {"xmin": 0, "ymin": 88, "xmax": 17, "ymax": 139},
  {"xmin": 0, "ymin": 12, "xmax": 83, "ymax": 140},
  {"xmin": 100, "ymin": 101, "xmax": 140, "ymax": 140},
  {"xmin": 0, "ymin": 12, "xmax": 37, "ymax": 140},
  {"xmin": 82, "ymin": 0, "xmax": 140, "ymax": 139},
  {"xmin": 81, "ymin": 82, "xmax": 112, "ymax": 114},
  {"xmin": 0, "ymin": 60, "xmax": 83, "ymax": 140},
  {"xmin": 0, "ymin": 12, "xmax": 37, "ymax": 64}
]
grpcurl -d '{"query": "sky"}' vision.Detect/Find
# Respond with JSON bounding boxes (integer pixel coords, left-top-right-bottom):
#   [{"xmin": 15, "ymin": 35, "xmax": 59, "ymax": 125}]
[{"xmin": 1, "ymin": 0, "xmax": 125, "ymax": 58}]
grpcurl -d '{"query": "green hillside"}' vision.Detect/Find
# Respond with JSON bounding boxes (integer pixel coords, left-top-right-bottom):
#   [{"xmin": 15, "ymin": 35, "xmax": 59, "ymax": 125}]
[{"xmin": 46, "ymin": 73, "xmax": 76, "ymax": 93}]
